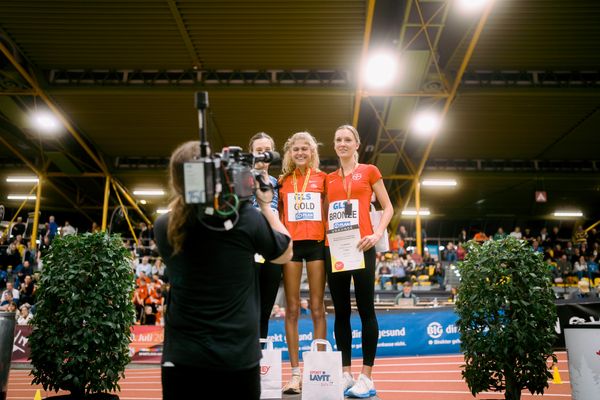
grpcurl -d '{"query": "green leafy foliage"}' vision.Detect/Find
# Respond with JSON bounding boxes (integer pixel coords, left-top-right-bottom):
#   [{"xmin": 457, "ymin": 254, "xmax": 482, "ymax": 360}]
[
  {"xmin": 455, "ymin": 237, "xmax": 557, "ymax": 400},
  {"xmin": 29, "ymin": 233, "xmax": 136, "ymax": 397}
]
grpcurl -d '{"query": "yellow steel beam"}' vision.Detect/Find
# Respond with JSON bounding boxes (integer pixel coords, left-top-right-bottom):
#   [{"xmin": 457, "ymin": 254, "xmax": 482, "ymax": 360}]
[
  {"xmin": 3, "ymin": 184, "xmax": 37, "ymax": 238},
  {"xmin": 0, "ymin": 42, "xmax": 109, "ymax": 176},
  {"xmin": 112, "ymin": 181, "xmax": 138, "ymax": 241},
  {"xmin": 584, "ymin": 219, "xmax": 600, "ymax": 233},
  {"xmin": 401, "ymin": 0, "xmax": 447, "ymax": 51},
  {"xmin": 352, "ymin": 0, "xmax": 377, "ymax": 127},
  {"xmin": 397, "ymin": 0, "xmax": 496, "ymax": 221},
  {"xmin": 0, "ymin": 42, "xmax": 153, "ymax": 224},
  {"xmin": 101, "ymin": 177, "xmax": 111, "ymax": 232},
  {"xmin": 0, "ymin": 135, "xmax": 94, "ymax": 222},
  {"xmin": 112, "ymin": 180, "xmax": 152, "ymax": 226},
  {"xmin": 46, "ymin": 172, "xmax": 105, "ymax": 178},
  {"xmin": 414, "ymin": 0, "xmax": 446, "ymax": 88},
  {"xmin": 166, "ymin": 0, "xmax": 202, "ymax": 68},
  {"xmin": 30, "ymin": 178, "xmax": 42, "ymax": 250},
  {"xmin": 415, "ymin": 179, "xmax": 422, "ymax": 255}
]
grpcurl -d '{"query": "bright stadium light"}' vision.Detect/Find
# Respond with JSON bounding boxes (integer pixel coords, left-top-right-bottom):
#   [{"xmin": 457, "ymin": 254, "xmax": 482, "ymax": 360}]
[
  {"xmin": 156, "ymin": 208, "xmax": 170, "ymax": 214},
  {"xmin": 6, "ymin": 176, "xmax": 39, "ymax": 183},
  {"xmin": 456, "ymin": 0, "xmax": 489, "ymax": 13},
  {"xmin": 364, "ymin": 51, "xmax": 399, "ymax": 88},
  {"xmin": 133, "ymin": 189, "xmax": 165, "ymax": 196},
  {"xmin": 31, "ymin": 111, "xmax": 61, "ymax": 133},
  {"xmin": 412, "ymin": 111, "xmax": 442, "ymax": 136},
  {"xmin": 422, "ymin": 179, "xmax": 457, "ymax": 187},
  {"xmin": 139, "ymin": 200, "xmax": 147, "ymax": 205},
  {"xmin": 402, "ymin": 208, "xmax": 431, "ymax": 216},
  {"xmin": 553, "ymin": 211, "xmax": 583, "ymax": 217},
  {"xmin": 7, "ymin": 194, "xmax": 36, "ymax": 200}
]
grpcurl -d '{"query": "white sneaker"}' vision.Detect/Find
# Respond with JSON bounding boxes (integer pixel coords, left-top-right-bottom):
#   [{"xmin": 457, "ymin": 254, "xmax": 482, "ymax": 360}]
[
  {"xmin": 346, "ymin": 373, "xmax": 376, "ymax": 398},
  {"xmin": 282, "ymin": 374, "xmax": 302, "ymax": 394},
  {"xmin": 342, "ymin": 371, "xmax": 355, "ymax": 395}
]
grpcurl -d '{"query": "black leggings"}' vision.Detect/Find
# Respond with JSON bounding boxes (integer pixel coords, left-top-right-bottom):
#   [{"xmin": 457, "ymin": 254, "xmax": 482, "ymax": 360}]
[
  {"xmin": 325, "ymin": 247, "xmax": 378, "ymax": 367},
  {"xmin": 259, "ymin": 261, "xmax": 282, "ymax": 339},
  {"xmin": 162, "ymin": 364, "xmax": 260, "ymax": 399}
]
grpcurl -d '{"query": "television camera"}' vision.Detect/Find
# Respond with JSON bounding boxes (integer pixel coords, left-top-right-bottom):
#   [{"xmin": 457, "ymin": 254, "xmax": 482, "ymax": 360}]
[{"xmin": 183, "ymin": 92, "xmax": 280, "ymax": 227}]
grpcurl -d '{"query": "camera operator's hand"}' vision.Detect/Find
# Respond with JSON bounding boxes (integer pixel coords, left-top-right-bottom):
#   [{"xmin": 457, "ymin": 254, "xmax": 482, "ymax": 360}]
[{"xmin": 254, "ymin": 170, "xmax": 274, "ymax": 205}]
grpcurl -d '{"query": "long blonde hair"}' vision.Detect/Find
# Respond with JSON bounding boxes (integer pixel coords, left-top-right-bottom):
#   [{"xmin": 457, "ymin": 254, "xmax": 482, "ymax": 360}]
[
  {"xmin": 279, "ymin": 131, "xmax": 321, "ymax": 182},
  {"xmin": 166, "ymin": 141, "xmax": 200, "ymax": 254},
  {"xmin": 335, "ymin": 124, "xmax": 361, "ymax": 162}
]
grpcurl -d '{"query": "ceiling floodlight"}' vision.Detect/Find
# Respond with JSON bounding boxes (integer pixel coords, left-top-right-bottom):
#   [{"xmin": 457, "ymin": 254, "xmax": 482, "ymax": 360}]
[
  {"xmin": 32, "ymin": 111, "xmax": 61, "ymax": 133},
  {"xmin": 156, "ymin": 208, "xmax": 170, "ymax": 214},
  {"xmin": 364, "ymin": 51, "xmax": 398, "ymax": 88},
  {"xmin": 401, "ymin": 208, "xmax": 431, "ymax": 216},
  {"xmin": 133, "ymin": 190, "xmax": 165, "ymax": 196},
  {"xmin": 553, "ymin": 211, "xmax": 583, "ymax": 217},
  {"xmin": 7, "ymin": 195, "xmax": 36, "ymax": 200},
  {"xmin": 139, "ymin": 199, "xmax": 147, "ymax": 205},
  {"xmin": 422, "ymin": 179, "xmax": 457, "ymax": 187},
  {"xmin": 456, "ymin": 0, "xmax": 489, "ymax": 13},
  {"xmin": 412, "ymin": 111, "xmax": 442, "ymax": 136},
  {"xmin": 6, "ymin": 176, "xmax": 39, "ymax": 183}
]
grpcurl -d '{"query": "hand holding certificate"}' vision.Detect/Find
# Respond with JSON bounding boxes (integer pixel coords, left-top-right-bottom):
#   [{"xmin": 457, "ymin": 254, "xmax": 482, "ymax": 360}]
[{"xmin": 326, "ymin": 224, "xmax": 364, "ymax": 273}]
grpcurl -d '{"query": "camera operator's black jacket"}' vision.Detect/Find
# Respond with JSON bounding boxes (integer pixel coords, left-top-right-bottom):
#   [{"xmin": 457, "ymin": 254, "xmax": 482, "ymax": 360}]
[{"xmin": 154, "ymin": 202, "xmax": 290, "ymax": 370}]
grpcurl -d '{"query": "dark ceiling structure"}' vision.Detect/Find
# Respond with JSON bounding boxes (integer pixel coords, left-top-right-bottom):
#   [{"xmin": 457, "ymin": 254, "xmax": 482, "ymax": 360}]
[{"xmin": 0, "ymin": 0, "xmax": 598, "ymax": 234}]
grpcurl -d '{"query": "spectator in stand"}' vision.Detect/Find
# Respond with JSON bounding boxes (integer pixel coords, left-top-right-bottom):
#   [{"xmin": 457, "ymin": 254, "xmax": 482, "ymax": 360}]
[
  {"xmin": 431, "ymin": 262, "xmax": 445, "ymax": 290},
  {"xmin": 152, "ymin": 258, "xmax": 166, "ymax": 280},
  {"xmin": 141, "ymin": 305, "xmax": 157, "ymax": 325},
  {"xmin": 147, "ymin": 239, "xmax": 159, "ymax": 258},
  {"xmin": 573, "ymin": 255, "xmax": 589, "ymax": 281},
  {"xmin": 133, "ymin": 278, "xmax": 149, "ymax": 320},
  {"xmin": 0, "ymin": 291, "xmax": 15, "ymax": 310},
  {"xmin": 556, "ymin": 255, "xmax": 573, "ymax": 282},
  {"xmin": 539, "ymin": 227, "xmax": 550, "ymax": 245},
  {"xmin": 376, "ymin": 255, "xmax": 393, "ymax": 289},
  {"xmin": 569, "ymin": 279, "xmax": 595, "ymax": 300},
  {"xmin": 1, "ymin": 282, "xmax": 19, "ymax": 305},
  {"xmin": 300, "ymin": 298, "xmax": 311, "ymax": 315},
  {"xmin": 61, "ymin": 221, "xmax": 77, "ymax": 236},
  {"xmin": 473, "ymin": 229, "xmax": 488, "ymax": 243},
  {"xmin": 457, "ymin": 229, "xmax": 468, "ymax": 244},
  {"xmin": 11, "ymin": 217, "xmax": 26, "ymax": 238},
  {"xmin": 19, "ymin": 274, "xmax": 35, "ymax": 306},
  {"xmin": 456, "ymin": 243, "xmax": 466, "ymax": 261},
  {"xmin": 523, "ymin": 228, "xmax": 535, "ymax": 243},
  {"xmin": 135, "ymin": 256, "xmax": 152, "ymax": 277},
  {"xmin": 37, "ymin": 236, "xmax": 52, "ymax": 269},
  {"xmin": 564, "ymin": 241, "xmax": 575, "ymax": 259},
  {"xmin": 444, "ymin": 242, "xmax": 457, "ymax": 262},
  {"xmin": 493, "ymin": 227, "xmax": 507, "ymax": 241},
  {"xmin": 138, "ymin": 222, "xmax": 154, "ymax": 246},
  {"xmin": 17, "ymin": 304, "xmax": 33, "ymax": 325},
  {"xmin": 5, "ymin": 242, "xmax": 21, "ymax": 269},
  {"xmin": 580, "ymin": 242, "xmax": 589, "ymax": 257},
  {"xmin": 90, "ymin": 222, "xmax": 101, "ymax": 233},
  {"xmin": 271, "ymin": 304, "xmax": 285, "ymax": 318},
  {"xmin": 394, "ymin": 282, "xmax": 419, "ymax": 305},
  {"xmin": 47, "ymin": 216, "xmax": 59, "ymax": 241},
  {"xmin": 549, "ymin": 226, "xmax": 560, "ymax": 245},
  {"xmin": 5, "ymin": 302, "xmax": 17, "ymax": 314},
  {"xmin": 570, "ymin": 248, "xmax": 581, "ymax": 265},
  {"xmin": 509, "ymin": 226, "xmax": 522, "ymax": 240},
  {"xmin": 532, "ymin": 240, "xmax": 544, "ymax": 254},
  {"xmin": 553, "ymin": 243, "xmax": 564, "ymax": 259}
]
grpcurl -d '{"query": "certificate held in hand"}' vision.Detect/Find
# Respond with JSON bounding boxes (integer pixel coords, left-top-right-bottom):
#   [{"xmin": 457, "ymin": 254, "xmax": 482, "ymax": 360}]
[{"xmin": 327, "ymin": 224, "xmax": 364, "ymax": 273}]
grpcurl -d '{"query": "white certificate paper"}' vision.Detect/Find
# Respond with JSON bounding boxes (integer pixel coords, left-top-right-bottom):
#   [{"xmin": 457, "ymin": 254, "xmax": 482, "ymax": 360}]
[{"xmin": 327, "ymin": 224, "xmax": 364, "ymax": 273}]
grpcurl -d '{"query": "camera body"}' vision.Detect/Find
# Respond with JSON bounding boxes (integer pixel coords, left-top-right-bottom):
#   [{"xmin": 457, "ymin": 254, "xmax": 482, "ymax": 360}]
[{"xmin": 183, "ymin": 146, "xmax": 258, "ymax": 206}]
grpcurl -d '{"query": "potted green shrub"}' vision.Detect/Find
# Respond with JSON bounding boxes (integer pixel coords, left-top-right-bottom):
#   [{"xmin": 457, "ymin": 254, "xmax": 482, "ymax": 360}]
[
  {"xmin": 455, "ymin": 237, "xmax": 557, "ymax": 400},
  {"xmin": 29, "ymin": 232, "xmax": 135, "ymax": 399}
]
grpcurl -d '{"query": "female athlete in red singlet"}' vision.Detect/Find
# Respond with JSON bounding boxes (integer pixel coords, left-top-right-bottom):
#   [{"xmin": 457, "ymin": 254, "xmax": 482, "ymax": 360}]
[
  {"xmin": 278, "ymin": 131, "xmax": 327, "ymax": 394},
  {"xmin": 325, "ymin": 125, "xmax": 393, "ymax": 398}
]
